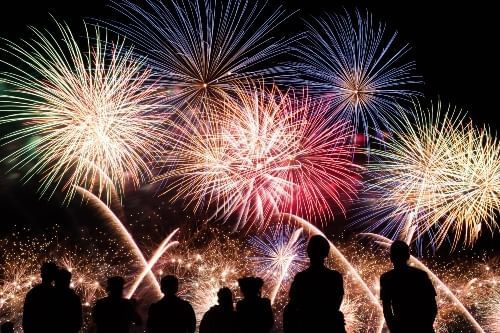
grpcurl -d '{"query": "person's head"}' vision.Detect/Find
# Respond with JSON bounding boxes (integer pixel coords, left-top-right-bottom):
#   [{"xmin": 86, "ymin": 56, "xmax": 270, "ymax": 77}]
[
  {"xmin": 390, "ymin": 240, "xmax": 410, "ymax": 267},
  {"xmin": 238, "ymin": 277, "xmax": 264, "ymax": 299},
  {"xmin": 55, "ymin": 268, "xmax": 72, "ymax": 289},
  {"xmin": 106, "ymin": 276, "xmax": 125, "ymax": 298},
  {"xmin": 1, "ymin": 322, "xmax": 14, "ymax": 333},
  {"xmin": 217, "ymin": 287, "xmax": 233, "ymax": 309},
  {"xmin": 40, "ymin": 262, "xmax": 58, "ymax": 285},
  {"xmin": 160, "ymin": 275, "xmax": 179, "ymax": 297},
  {"xmin": 307, "ymin": 235, "xmax": 330, "ymax": 264}
]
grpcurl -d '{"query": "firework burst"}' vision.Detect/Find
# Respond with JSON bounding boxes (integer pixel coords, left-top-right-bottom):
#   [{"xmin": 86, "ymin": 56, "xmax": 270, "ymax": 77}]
[
  {"xmin": 156, "ymin": 86, "xmax": 360, "ymax": 229},
  {"xmin": 295, "ymin": 10, "xmax": 419, "ymax": 138},
  {"xmin": 0, "ymin": 21, "xmax": 165, "ymax": 203},
  {"xmin": 108, "ymin": 0, "xmax": 291, "ymax": 109},
  {"xmin": 358, "ymin": 102, "xmax": 499, "ymax": 249},
  {"xmin": 249, "ymin": 225, "xmax": 307, "ymax": 304}
]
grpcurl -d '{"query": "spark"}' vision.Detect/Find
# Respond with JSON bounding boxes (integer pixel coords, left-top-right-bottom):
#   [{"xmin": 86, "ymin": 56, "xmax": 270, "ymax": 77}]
[
  {"xmin": 295, "ymin": 9, "xmax": 420, "ymax": 138},
  {"xmin": 249, "ymin": 226, "xmax": 307, "ymax": 304},
  {"xmin": 358, "ymin": 102, "xmax": 499, "ymax": 249},
  {"xmin": 157, "ymin": 86, "xmax": 360, "ymax": 229},
  {"xmin": 75, "ymin": 186, "xmax": 162, "ymax": 298},
  {"xmin": 108, "ymin": 0, "xmax": 291, "ymax": 108},
  {"xmin": 0, "ymin": 21, "xmax": 165, "ymax": 203}
]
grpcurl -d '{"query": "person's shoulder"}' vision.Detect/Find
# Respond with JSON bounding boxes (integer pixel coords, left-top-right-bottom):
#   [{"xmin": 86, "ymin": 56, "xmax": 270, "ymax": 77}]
[
  {"xmin": 325, "ymin": 267, "xmax": 342, "ymax": 278},
  {"xmin": 380, "ymin": 269, "xmax": 395, "ymax": 281},
  {"xmin": 260, "ymin": 297, "xmax": 272, "ymax": 307},
  {"xmin": 407, "ymin": 265, "xmax": 428, "ymax": 277}
]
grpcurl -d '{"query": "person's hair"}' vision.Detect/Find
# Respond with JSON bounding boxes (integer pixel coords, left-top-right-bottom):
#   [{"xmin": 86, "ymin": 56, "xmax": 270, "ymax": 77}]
[
  {"xmin": 1, "ymin": 322, "xmax": 14, "ymax": 333},
  {"xmin": 55, "ymin": 268, "xmax": 72, "ymax": 287},
  {"xmin": 307, "ymin": 235, "xmax": 330, "ymax": 261},
  {"xmin": 160, "ymin": 275, "xmax": 179, "ymax": 295},
  {"xmin": 40, "ymin": 262, "xmax": 58, "ymax": 282},
  {"xmin": 217, "ymin": 287, "xmax": 233, "ymax": 307},
  {"xmin": 390, "ymin": 240, "xmax": 410, "ymax": 265},
  {"xmin": 107, "ymin": 276, "xmax": 125, "ymax": 296},
  {"xmin": 238, "ymin": 277, "xmax": 264, "ymax": 298}
]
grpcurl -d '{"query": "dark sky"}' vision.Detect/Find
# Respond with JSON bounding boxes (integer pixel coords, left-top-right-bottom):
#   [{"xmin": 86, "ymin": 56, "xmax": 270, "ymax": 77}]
[
  {"xmin": 0, "ymin": 1, "xmax": 497, "ymax": 251},
  {"xmin": 0, "ymin": 0, "xmax": 496, "ymax": 127}
]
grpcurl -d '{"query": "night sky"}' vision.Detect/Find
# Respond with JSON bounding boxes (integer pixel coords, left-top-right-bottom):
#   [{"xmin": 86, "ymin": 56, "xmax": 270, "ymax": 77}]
[{"xmin": 0, "ymin": 1, "xmax": 498, "ymax": 252}]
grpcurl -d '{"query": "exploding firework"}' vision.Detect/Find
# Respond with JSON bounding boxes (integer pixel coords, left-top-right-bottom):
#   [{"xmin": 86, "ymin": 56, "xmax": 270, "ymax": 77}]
[
  {"xmin": 295, "ymin": 10, "xmax": 419, "ymax": 138},
  {"xmin": 108, "ymin": 0, "xmax": 291, "ymax": 108},
  {"xmin": 157, "ymin": 86, "xmax": 360, "ymax": 229},
  {"xmin": 0, "ymin": 21, "xmax": 165, "ymax": 203},
  {"xmin": 249, "ymin": 226, "xmax": 307, "ymax": 304},
  {"xmin": 157, "ymin": 229, "xmax": 250, "ymax": 323},
  {"xmin": 358, "ymin": 102, "xmax": 499, "ymax": 249}
]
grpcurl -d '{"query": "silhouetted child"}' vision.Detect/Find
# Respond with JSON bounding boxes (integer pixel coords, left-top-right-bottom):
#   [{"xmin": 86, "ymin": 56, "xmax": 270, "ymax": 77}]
[
  {"xmin": 200, "ymin": 287, "xmax": 237, "ymax": 333},
  {"xmin": 1, "ymin": 322, "xmax": 14, "ymax": 333},
  {"xmin": 147, "ymin": 275, "xmax": 196, "ymax": 333},
  {"xmin": 380, "ymin": 240, "xmax": 437, "ymax": 333},
  {"xmin": 54, "ymin": 268, "xmax": 83, "ymax": 333},
  {"xmin": 284, "ymin": 235, "xmax": 345, "ymax": 333},
  {"xmin": 23, "ymin": 262, "xmax": 58, "ymax": 333},
  {"xmin": 92, "ymin": 276, "xmax": 142, "ymax": 333},
  {"xmin": 236, "ymin": 276, "xmax": 273, "ymax": 333}
]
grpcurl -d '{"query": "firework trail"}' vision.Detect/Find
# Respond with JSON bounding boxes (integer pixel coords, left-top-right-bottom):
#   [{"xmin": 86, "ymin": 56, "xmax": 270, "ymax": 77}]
[
  {"xmin": 75, "ymin": 186, "xmax": 162, "ymax": 298},
  {"xmin": 108, "ymin": 0, "xmax": 291, "ymax": 108},
  {"xmin": 0, "ymin": 21, "xmax": 164, "ymax": 203},
  {"xmin": 126, "ymin": 228, "xmax": 179, "ymax": 298},
  {"xmin": 281, "ymin": 213, "xmax": 385, "ymax": 332},
  {"xmin": 249, "ymin": 226, "xmax": 307, "ymax": 304},
  {"xmin": 362, "ymin": 232, "xmax": 486, "ymax": 333},
  {"xmin": 358, "ymin": 102, "xmax": 499, "ymax": 249},
  {"xmin": 295, "ymin": 9, "xmax": 419, "ymax": 139},
  {"xmin": 157, "ymin": 87, "xmax": 360, "ymax": 229},
  {"xmin": 483, "ymin": 287, "xmax": 500, "ymax": 332}
]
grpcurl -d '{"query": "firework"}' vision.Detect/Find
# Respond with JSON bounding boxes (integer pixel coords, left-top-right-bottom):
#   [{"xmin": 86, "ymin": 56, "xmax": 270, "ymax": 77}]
[
  {"xmin": 295, "ymin": 10, "xmax": 419, "ymax": 138},
  {"xmin": 358, "ymin": 102, "xmax": 499, "ymax": 249},
  {"xmin": 249, "ymin": 226, "xmax": 307, "ymax": 304},
  {"xmin": 0, "ymin": 21, "xmax": 165, "ymax": 202},
  {"xmin": 157, "ymin": 87, "xmax": 360, "ymax": 229},
  {"xmin": 108, "ymin": 0, "xmax": 291, "ymax": 108},
  {"xmin": 0, "ymin": 229, "xmax": 129, "ymax": 331},
  {"xmin": 157, "ymin": 230, "xmax": 250, "ymax": 323},
  {"xmin": 75, "ymin": 186, "xmax": 163, "ymax": 298}
]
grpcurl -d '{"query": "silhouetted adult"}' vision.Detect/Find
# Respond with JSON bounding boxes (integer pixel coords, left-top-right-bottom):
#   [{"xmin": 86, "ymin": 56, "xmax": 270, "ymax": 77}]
[
  {"xmin": 236, "ymin": 277, "xmax": 273, "ymax": 333},
  {"xmin": 23, "ymin": 261, "xmax": 58, "ymax": 333},
  {"xmin": 284, "ymin": 235, "xmax": 345, "ymax": 333},
  {"xmin": 54, "ymin": 268, "xmax": 83, "ymax": 333},
  {"xmin": 92, "ymin": 276, "xmax": 142, "ymax": 333},
  {"xmin": 147, "ymin": 275, "xmax": 196, "ymax": 333},
  {"xmin": 200, "ymin": 287, "xmax": 237, "ymax": 333},
  {"xmin": 380, "ymin": 240, "xmax": 437, "ymax": 333},
  {"xmin": 1, "ymin": 322, "xmax": 14, "ymax": 333}
]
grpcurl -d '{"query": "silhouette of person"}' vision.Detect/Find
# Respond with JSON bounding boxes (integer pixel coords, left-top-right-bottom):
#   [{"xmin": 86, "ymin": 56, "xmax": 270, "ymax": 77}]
[
  {"xmin": 199, "ymin": 287, "xmax": 237, "ymax": 333},
  {"xmin": 1, "ymin": 322, "xmax": 14, "ymax": 333},
  {"xmin": 92, "ymin": 276, "xmax": 142, "ymax": 333},
  {"xmin": 380, "ymin": 240, "xmax": 437, "ymax": 333},
  {"xmin": 147, "ymin": 275, "xmax": 196, "ymax": 333},
  {"xmin": 284, "ymin": 235, "xmax": 345, "ymax": 333},
  {"xmin": 54, "ymin": 268, "xmax": 83, "ymax": 333},
  {"xmin": 235, "ymin": 276, "xmax": 273, "ymax": 333},
  {"xmin": 23, "ymin": 261, "xmax": 58, "ymax": 333}
]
